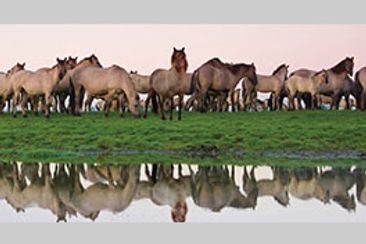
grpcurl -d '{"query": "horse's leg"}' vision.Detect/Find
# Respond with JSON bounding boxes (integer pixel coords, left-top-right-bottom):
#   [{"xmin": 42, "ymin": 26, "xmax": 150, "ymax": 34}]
[
  {"xmin": 361, "ymin": 91, "xmax": 366, "ymax": 110},
  {"xmin": 230, "ymin": 91, "xmax": 235, "ymax": 112},
  {"xmin": 0, "ymin": 97, "xmax": 4, "ymax": 114},
  {"xmin": 59, "ymin": 93, "xmax": 67, "ymax": 113},
  {"xmin": 159, "ymin": 95, "xmax": 166, "ymax": 120},
  {"xmin": 31, "ymin": 96, "xmax": 39, "ymax": 116},
  {"xmin": 144, "ymin": 91, "xmax": 153, "ymax": 119},
  {"xmin": 311, "ymin": 94, "xmax": 316, "ymax": 110},
  {"xmin": 12, "ymin": 91, "xmax": 20, "ymax": 118},
  {"xmin": 84, "ymin": 95, "xmax": 93, "ymax": 112},
  {"xmin": 345, "ymin": 94, "xmax": 351, "ymax": 110},
  {"xmin": 185, "ymin": 93, "xmax": 196, "ymax": 111},
  {"xmin": 178, "ymin": 93, "xmax": 183, "ymax": 120},
  {"xmin": 44, "ymin": 93, "xmax": 52, "ymax": 118},
  {"xmin": 73, "ymin": 87, "xmax": 81, "ymax": 116},
  {"xmin": 169, "ymin": 96, "xmax": 174, "ymax": 120},
  {"xmin": 104, "ymin": 95, "xmax": 114, "ymax": 117},
  {"xmin": 20, "ymin": 92, "xmax": 28, "ymax": 118},
  {"xmin": 119, "ymin": 94, "xmax": 126, "ymax": 117}
]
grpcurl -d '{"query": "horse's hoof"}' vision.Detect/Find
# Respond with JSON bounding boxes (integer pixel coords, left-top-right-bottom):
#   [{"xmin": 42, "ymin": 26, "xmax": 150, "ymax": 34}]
[
  {"xmin": 22, "ymin": 114, "xmax": 27, "ymax": 118},
  {"xmin": 104, "ymin": 113, "xmax": 109, "ymax": 118},
  {"xmin": 13, "ymin": 114, "xmax": 17, "ymax": 118},
  {"xmin": 45, "ymin": 115, "xmax": 50, "ymax": 119},
  {"xmin": 169, "ymin": 117, "xmax": 173, "ymax": 121},
  {"xmin": 161, "ymin": 117, "xmax": 166, "ymax": 120},
  {"xmin": 178, "ymin": 116, "xmax": 182, "ymax": 121}
]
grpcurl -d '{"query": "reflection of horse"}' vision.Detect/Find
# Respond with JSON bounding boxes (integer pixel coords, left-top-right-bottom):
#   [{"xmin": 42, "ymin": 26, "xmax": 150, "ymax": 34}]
[
  {"xmin": 243, "ymin": 166, "xmax": 290, "ymax": 207},
  {"xmin": 288, "ymin": 168, "xmax": 330, "ymax": 203},
  {"xmin": 190, "ymin": 166, "xmax": 257, "ymax": 212},
  {"xmin": 318, "ymin": 168, "xmax": 355, "ymax": 211},
  {"xmin": 69, "ymin": 165, "xmax": 140, "ymax": 221},
  {"xmin": 147, "ymin": 165, "xmax": 190, "ymax": 222},
  {"xmin": 354, "ymin": 168, "xmax": 366, "ymax": 206},
  {"xmin": 5, "ymin": 163, "xmax": 67, "ymax": 222}
]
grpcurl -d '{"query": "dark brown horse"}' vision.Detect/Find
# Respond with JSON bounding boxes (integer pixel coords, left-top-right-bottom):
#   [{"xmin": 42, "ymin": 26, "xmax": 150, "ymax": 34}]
[
  {"xmin": 144, "ymin": 47, "xmax": 188, "ymax": 120},
  {"xmin": 190, "ymin": 58, "xmax": 257, "ymax": 112}
]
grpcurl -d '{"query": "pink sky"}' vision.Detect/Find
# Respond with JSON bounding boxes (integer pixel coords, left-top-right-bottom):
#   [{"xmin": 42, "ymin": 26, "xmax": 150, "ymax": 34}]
[{"xmin": 0, "ymin": 25, "xmax": 366, "ymax": 76}]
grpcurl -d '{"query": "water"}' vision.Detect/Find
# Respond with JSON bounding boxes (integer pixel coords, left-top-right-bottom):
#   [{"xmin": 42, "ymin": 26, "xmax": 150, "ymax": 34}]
[{"xmin": 0, "ymin": 162, "xmax": 365, "ymax": 222}]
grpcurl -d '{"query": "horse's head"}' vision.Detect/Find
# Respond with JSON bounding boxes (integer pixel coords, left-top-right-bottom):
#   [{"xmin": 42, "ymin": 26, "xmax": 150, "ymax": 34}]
[
  {"xmin": 56, "ymin": 57, "xmax": 68, "ymax": 80},
  {"xmin": 274, "ymin": 64, "xmax": 290, "ymax": 80},
  {"xmin": 6, "ymin": 62, "xmax": 25, "ymax": 77},
  {"xmin": 345, "ymin": 56, "xmax": 354, "ymax": 76},
  {"xmin": 128, "ymin": 93, "xmax": 141, "ymax": 118},
  {"xmin": 66, "ymin": 56, "xmax": 78, "ymax": 70},
  {"xmin": 171, "ymin": 47, "xmax": 188, "ymax": 73},
  {"xmin": 89, "ymin": 54, "xmax": 102, "ymax": 68},
  {"xmin": 171, "ymin": 201, "xmax": 187, "ymax": 223},
  {"xmin": 247, "ymin": 63, "xmax": 258, "ymax": 86}
]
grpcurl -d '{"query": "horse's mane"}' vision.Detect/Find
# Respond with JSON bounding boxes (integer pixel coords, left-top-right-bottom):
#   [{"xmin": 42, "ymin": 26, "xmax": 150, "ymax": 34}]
[
  {"xmin": 272, "ymin": 64, "xmax": 287, "ymax": 75},
  {"xmin": 330, "ymin": 58, "xmax": 352, "ymax": 74},
  {"xmin": 228, "ymin": 63, "xmax": 252, "ymax": 75}
]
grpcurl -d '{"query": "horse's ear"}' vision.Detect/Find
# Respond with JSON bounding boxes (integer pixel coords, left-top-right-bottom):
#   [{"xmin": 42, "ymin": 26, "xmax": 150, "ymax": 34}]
[
  {"xmin": 351, "ymin": 56, "xmax": 354, "ymax": 60},
  {"xmin": 251, "ymin": 62, "xmax": 255, "ymax": 67},
  {"xmin": 182, "ymin": 47, "xmax": 185, "ymax": 52},
  {"xmin": 57, "ymin": 57, "xmax": 61, "ymax": 63},
  {"xmin": 173, "ymin": 47, "xmax": 177, "ymax": 52},
  {"xmin": 21, "ymin": 62, "xmax": 26, "ymax": 68},
  {"xmin": 286, "ymin": 65, "xmax": 290, "ymax": 69}
]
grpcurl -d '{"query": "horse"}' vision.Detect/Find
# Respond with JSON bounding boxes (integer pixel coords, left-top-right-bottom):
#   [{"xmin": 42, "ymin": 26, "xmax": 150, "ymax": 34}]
[
  {"xmin": 243, "ymin": 64, "xmax": 289, "ymax": 111},
  {"xmin": 69, "ymin": 165, "xmax": 140, "ymax": 221},
  {"xmin": 0, "ymin": 63, "xmax": 26, "ymax": 113},
  {"xmin": 144, "ymin": 47, "xmax": 188, "ymax": 120},
  {"xmin": 190, "ymin": 166, "xmax": 257, "ymax": 212},
  {"xmin": 290, "ymin": 57, "xmax": 354, "ymax": 109},
  {"xmin": 5, "ymin": 163, "xmax": 67, "ymax": 222},
  {"xmin": 243, "ymin": 166, "xmax": 290, "ymax": 207},
  {"xmin": 52, "ymin": 56, "xmax": 78, "ymax": 113},
  {"xmin": 318, "ymin": 168, "xmax": 355, "ymax": 211},
  {"xmin": 129, "ymin": 71, "xmax": 151, "ymax": 94},
  {"xmin": 355, "ymin": 67, "xmax": 366, "ymax": 110},
  {"xmin": 10, "ymin": 58, "xmax": 67, "ymax": 118},
  {"xmin": 288, "ymin": 168, "xmax": 330, "ymax": 204},
  {"xmin": 190, "ymin": 58, "xmax": 257, "ymax": 112},
  {"xmin": 285, "ymin": 70, "xmax": 328, "ymax": 110},
  {"xmin": 70, "ymin": 64, "xmax": 140, "ymax": 117},
  {"xmin": 138, "ymin": 164, "xmax": 191, "ymax": 222}
]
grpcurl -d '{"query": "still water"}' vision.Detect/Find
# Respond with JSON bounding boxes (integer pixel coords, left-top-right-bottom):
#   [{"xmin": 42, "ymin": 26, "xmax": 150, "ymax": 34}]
[{"xmin": 0, "ymin": 162, "xmax": 365, "ymax": 222}]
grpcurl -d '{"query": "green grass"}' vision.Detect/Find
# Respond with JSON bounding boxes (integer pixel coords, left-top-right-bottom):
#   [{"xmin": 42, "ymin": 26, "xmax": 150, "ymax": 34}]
[{"xmin": 0, "ymin": 110, "xmax": 365, "ymax": 165}]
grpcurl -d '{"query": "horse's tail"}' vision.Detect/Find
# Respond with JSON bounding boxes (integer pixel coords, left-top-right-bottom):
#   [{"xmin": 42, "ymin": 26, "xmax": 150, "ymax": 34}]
[
  {"xmin": 68, "ymin": 77, "xmax": 76, "ymax": 115},
  {"xmin": 192, "ymin": 70, "xmax": 201, "ymax": 92},
  {"xmin": 355, "ymin": 70, "xmax": 360, "ymax": 86}
]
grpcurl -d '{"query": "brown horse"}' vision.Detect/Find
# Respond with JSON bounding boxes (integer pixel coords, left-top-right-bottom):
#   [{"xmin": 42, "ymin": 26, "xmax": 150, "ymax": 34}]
[
  {"xmin": 10, "ymin": 58, "xmax": 67, "ymax": 118},
  {"xmin": 129, "ymin": 71, "xmax": 151, "ymax": 94},
  {"xmin": 291, "ymin": 57, "xmax": 354, "ymax": 109},
  {"xmin": 144, "ymin": 47, "xmax": 188, "ymax": 120},
  {"xmin": 191, "ymin": 58, "xmax": 257, "ymax": 112},
  {"xmin": 0, "ymin": 63, "xmax": 26, "ymax": 113}
]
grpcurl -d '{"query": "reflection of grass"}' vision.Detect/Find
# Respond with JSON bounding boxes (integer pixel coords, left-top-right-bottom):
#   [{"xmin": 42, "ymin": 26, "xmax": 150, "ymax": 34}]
[{"xmin": 0, "ymin": 110, "xmax": 365, "ymax": 164}]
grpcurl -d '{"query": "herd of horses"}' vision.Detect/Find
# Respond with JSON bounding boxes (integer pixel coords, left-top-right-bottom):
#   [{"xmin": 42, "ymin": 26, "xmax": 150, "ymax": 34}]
[
  {"xmin": 1, "ymin": 48, "xmax": 366, "ymax": 120},
  {"xmin": 0, "ymin": 162, "xmax": 365, "ymax": 222}
]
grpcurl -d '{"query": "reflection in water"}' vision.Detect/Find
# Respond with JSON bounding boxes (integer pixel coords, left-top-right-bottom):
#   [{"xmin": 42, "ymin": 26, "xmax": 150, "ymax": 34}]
[{"xmin": 0, "ymin": 162, "xmax": 364, "ymax": 222}]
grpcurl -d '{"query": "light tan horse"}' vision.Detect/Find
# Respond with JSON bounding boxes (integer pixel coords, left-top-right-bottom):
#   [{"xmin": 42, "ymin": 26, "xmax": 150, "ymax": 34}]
[
  {"xmin": 190, "ymin": 58, "xmax": 257, "ymax": 112},
  {"xmin": 144, "ymin": 47, "xmax": 188, "ymax": 120},
  {"xmin": 291, "ymin": 57, "xmax": 354, "ymax": 109},
  {"xmin": 10, "ymin": 58, "xmax": 67, "ymax": 118},
  {"xmin": 70, "ymin": 64, "xmax": 140, "ymax": 117},
  {"xmin": 0, "ymin": 63, "xmax": 26, "ymax": 113},
  {"xmin": 285, "ymin": 70, "xmax": 328, "ymax": 110},
  {"xmin": 129, "ymin": 71, "xmax": 151, "ymax": 94},
  {"xmin": 243, "ymin": 64, "xmax": 289, "ymax": 110}
]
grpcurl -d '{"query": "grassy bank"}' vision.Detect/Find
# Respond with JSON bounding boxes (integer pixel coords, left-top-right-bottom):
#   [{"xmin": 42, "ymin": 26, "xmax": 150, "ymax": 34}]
[{"xmin": 0, "ymin": 110, "xmax": 365, "ymax": 165}]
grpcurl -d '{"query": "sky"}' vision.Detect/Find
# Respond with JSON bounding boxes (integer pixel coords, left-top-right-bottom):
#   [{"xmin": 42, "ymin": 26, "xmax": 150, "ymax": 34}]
[{"xmin": 0, "ymin": 25, "xmax": 366, "ymax": 76}]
